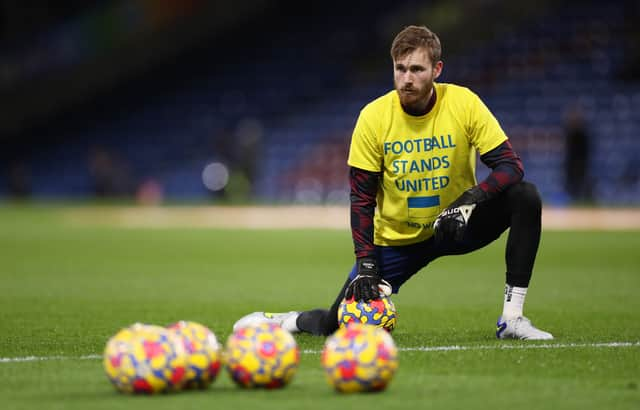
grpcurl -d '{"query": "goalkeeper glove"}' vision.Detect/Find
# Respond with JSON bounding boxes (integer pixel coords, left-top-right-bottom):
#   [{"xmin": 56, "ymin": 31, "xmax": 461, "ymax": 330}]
[
  {"xmin": 433, "ymin": 186, "xmax": 486, "ymax": 243},
  {"xmin": 344, "ymin": 257, "xmax": 392, "ymax": 302}
]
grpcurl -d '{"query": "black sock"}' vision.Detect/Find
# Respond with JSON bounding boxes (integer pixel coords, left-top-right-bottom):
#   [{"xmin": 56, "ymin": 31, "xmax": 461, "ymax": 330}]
[
  {"xmin": 505, "ymin": 182, "xmax": 541, "ymax": 287},
  {"xmin": 297, "ymin": 309, "xmax": 334, "ymax": 336}
]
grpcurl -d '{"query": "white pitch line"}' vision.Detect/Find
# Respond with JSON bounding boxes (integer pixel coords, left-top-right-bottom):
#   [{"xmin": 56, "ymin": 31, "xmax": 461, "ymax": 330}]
[
  {"xmin": 1, "ymin": 342, "xmax": 638, "ymax": 363},
  {"xmin": 399, "ymin": 341, "xmax": 640, "ymax": 352},
  {"xmin": 302, "ymin": 341, "xmax": 640, "ymax": 354},
  {"xmin": 0, "ymin": 354, "xmax": 101, "ymax": 363}
]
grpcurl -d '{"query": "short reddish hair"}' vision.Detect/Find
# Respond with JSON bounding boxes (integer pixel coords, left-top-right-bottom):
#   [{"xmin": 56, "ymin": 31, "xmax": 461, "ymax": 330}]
[{"xmin": 390, "ymin": 25, "xmax": 442, "ymax": 63}]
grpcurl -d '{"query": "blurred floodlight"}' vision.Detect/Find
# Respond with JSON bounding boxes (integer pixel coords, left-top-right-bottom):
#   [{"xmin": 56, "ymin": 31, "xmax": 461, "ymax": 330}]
[{"xmin": 202, "ymin": 162, "xmax": 229, "ymax": 192}]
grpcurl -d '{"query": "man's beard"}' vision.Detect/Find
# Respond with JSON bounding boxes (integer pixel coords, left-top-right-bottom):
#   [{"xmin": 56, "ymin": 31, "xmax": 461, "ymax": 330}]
[{"xmin": 396, "ymin": 83, "xmax": 433, "ymax": 115}]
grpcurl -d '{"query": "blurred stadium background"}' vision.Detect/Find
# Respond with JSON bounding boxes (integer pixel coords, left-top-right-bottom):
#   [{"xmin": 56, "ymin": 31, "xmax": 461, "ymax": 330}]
[{"xmin": 1, "ymin": 0, "xmax": 639, "ymax": 207}]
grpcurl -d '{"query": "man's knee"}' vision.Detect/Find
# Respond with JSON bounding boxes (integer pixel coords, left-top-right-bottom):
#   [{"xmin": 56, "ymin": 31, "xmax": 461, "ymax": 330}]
[{"xmin": 506, "ymin": 181, "xmax": 542, "ymax": 213}]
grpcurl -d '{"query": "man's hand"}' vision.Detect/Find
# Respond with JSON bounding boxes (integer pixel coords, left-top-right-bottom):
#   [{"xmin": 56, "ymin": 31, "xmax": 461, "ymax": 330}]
[
  {"xmin": 433, "ymin": 203, "xmax": 476, "ymax": 242},
  {"xmin": 344, "ymin": 258, "xmax": 392, "ymax": 302},
  {"xmin": 433, "ymin": 185, "xmax": 487, "ymax": 243}
]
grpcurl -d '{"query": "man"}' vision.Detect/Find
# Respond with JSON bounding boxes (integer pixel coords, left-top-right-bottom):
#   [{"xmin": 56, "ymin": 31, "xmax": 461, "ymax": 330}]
[{"xmin": 234, "ymin": 25, "xmax": 552, "ymax": 340}]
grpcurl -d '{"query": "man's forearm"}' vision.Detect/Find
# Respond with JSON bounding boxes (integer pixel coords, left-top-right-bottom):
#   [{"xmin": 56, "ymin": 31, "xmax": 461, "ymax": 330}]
[{"xmin": 350, "ymin": 167, "xmax": 380, "ymax": 258}]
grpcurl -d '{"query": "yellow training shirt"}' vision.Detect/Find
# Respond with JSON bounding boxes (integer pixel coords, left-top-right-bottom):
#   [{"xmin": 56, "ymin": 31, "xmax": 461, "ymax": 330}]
[{"xmin": 347, "ymin": 82, "xmax": 507, "ymax": 246}]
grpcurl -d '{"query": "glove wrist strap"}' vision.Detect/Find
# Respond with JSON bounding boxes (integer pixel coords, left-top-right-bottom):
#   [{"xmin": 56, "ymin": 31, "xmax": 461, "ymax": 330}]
[{"xmin": 357, "ymin": 257, "xmax": 378, "ymax": 276}]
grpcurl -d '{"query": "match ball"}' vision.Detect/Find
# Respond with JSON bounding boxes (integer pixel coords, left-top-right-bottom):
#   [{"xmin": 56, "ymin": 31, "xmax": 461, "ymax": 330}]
[
  {"xmin": 321, "ymin": 322, "xmax": 399, "ymax": 393},
  {"xmin": 103, "ymin": 323, "xmax": 186, "ymax": 394},
  {"xmin": 225, "ymin": 323, "xmax": 299, "ymax": 389},
  {"xmin": 167, "ymin": 320, "xmax": 222, "ymax": 389},
  {"xmin": 338, "ymin": 295, "xmax": 397, "ymax": 332}
]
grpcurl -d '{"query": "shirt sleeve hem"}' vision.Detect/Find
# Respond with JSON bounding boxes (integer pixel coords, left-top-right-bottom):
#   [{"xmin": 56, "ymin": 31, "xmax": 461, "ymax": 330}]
[
  {"xmin": 347, "ymin": 160, "xmax": 381, "ymax": 173},
  {"xmin": 477, "ymin": 135, "xmax": 508, "ymax": 156}
]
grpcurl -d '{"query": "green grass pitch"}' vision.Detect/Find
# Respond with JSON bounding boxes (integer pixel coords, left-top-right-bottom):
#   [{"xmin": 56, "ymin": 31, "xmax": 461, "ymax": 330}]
[{"xmin": 0, "ymin": 205, "xmax": 638, "ymax": 410}]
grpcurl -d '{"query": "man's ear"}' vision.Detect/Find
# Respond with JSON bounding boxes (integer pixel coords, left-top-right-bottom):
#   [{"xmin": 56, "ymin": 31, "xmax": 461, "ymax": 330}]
[{"xmin": 433, "ymin": 60, "xmax": 443, "ymax": 80}]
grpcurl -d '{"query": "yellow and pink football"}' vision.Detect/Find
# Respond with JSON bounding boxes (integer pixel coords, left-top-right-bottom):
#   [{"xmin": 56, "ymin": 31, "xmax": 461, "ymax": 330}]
[
  {"xmin": 321, "ymin": 322, "xmax": 398, "ymax": 393},
  {"xmin": 167, "ymin": 320, "xmax": 222, "ymax": 389},
  {"xmin": 338, "ymin": 295, "xmax": 397, "ymax": 332},
  {"xmin": 103, "ymin": 323, "xmax": 186, "ymax": 394},
  {"xmin": 225, "ymin": 323, "xmax": 299, "ymax": 389}
]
